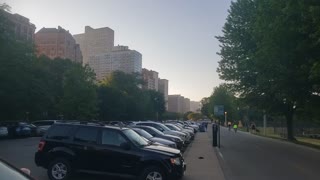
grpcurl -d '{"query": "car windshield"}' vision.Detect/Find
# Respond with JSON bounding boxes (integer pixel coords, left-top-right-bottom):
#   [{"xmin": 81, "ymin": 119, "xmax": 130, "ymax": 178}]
[
  {"xmin": 134, "ymin": 129, "xmax": 153, "ymax": 139},
  {"xmin": 0, "ymin": 161, "xmax": 30, "ymax": 180},
  {"xmin": 123, "ymin": 129, "xmax": 148, "ymax": 147},
  {"xmin": 158, "ymin": 123, "xmax": 171, "ymax": 131},
  {"xmin": 168, "ymin": 124, "xmax": 181, "ymax": 131},
  {"xmin": 149, "ymin": 127, "xmax": 165, "ymax": 136},
  {"xmin": 175, "ymin": 124, "xmax": 184, "ymax": 129}
]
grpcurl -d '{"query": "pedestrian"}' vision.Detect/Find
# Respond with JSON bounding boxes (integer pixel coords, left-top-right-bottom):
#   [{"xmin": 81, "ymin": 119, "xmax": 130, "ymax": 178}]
[
  {"xmin": 250, "ymin": 123, "xmax": 256, "ymax": 134},
  {"xmin": 233, "ymin": 123, "xmax": 238, "ymax": 133},
  {"xmin": 228, "ymin": 121, "xmax": 232, "ymax": 131}
]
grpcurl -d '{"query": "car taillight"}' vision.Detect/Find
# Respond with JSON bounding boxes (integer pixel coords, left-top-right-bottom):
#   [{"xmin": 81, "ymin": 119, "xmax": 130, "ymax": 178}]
[{"xmin": 38, "ymin": 140, "xmax": 46, "ymax": 151}]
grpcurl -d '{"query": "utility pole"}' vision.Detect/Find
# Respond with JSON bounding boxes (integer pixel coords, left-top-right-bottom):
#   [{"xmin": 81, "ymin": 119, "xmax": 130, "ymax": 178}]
[{"xmin": 263, "ymin": 110, "xmax": 267, "ymax": 136}]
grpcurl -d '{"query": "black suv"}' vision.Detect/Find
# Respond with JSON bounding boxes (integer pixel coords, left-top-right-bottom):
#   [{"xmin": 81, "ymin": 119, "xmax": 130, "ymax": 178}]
[{"xmin": 35, "ymin": 123, "xmax": 186, "ymax": 180}]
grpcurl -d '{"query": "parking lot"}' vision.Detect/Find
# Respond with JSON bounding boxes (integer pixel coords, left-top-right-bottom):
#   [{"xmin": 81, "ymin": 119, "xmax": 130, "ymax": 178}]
[
  {"xmin": 0, "ymin": 137, "xmax": 194, "ymax": 180},
  {"xmin": 0, "ymin": 126, "xmax": 224, "ymax": 180}
]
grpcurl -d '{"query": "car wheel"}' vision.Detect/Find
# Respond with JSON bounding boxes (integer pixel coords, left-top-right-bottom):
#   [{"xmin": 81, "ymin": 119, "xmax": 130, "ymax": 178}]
[
  {"xmin": 139, "ymin": 166, "xmax": 166, "ymax": 180},
  {"xmin": 47, "ymin": 158, "xmax": 71, "ymax": 180}
]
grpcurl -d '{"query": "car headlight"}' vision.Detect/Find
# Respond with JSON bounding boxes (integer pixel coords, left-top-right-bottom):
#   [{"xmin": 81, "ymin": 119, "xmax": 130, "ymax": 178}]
[{"xmin": 170, "ymin": 157, "xmax": 181, "ymax": 165}]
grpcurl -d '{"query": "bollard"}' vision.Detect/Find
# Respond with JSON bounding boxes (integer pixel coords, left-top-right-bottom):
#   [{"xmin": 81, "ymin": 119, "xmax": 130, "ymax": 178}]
[{"xmin": 212, "ymin": 123, "xmax": 218, "ymax": 147}]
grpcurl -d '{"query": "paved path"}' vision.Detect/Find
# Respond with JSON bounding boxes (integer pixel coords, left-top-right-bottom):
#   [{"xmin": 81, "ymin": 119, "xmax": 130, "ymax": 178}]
[
  {"xmin": 216, "ymin": 126, "xmax": 320, "ymax": 180},
  {"xmin": 183, "ymin": 126, "xmax": 225, "ymax": 180}
]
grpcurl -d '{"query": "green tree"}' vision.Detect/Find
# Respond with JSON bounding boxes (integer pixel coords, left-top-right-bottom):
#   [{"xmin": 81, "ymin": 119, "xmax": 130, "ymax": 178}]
[
  {"xmin": 98, "ymin": 71, "xmax": 165, "ymax": 121},
  {"xmin": 208, "ymin": 84, "xmax": 237, "ymax": 121},
  {"xmin": 187, "ymin": 113, "xmax": 202, "ymax": 121},
  {"xmin": 57, "ymin": 64, "xmax": 97, "ymax": 120},
  {"xmin": 200, "ymin": 98, "xmax": 210, "ymax": 118},
  {"xmin": 144, "ymin": 90, "xmax": 166, "ymax": 120},
  {"xmin": 183, "ymin": 111, "xmax": 193, "ymax": 120},
  {"xmin": 216, "ymin": 0, "xmax": 320, "ymax": 140}
]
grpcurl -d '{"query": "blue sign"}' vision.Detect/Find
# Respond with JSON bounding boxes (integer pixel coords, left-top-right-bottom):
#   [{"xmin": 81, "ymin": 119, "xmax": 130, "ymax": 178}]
[{"xmin": 214, "ymin": 105, "xmax": 224, "ymax": 116}]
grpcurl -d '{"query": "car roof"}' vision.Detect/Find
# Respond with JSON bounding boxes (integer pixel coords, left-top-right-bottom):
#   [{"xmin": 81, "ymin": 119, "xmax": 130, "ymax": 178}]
[
  {"xmin": 54, "ymin": 123, "xmax": 129, "ymax": 131},
  {"xmin": 133, "ymin": 125, "xmax": 156, "ymax": 130},
  {"xmin": 136, "ymin": 121, "xmax": 162, "ymax": 125},
  {"xmin": 33, "ymin": 120, "xmax": 59, "ymax": 122}
]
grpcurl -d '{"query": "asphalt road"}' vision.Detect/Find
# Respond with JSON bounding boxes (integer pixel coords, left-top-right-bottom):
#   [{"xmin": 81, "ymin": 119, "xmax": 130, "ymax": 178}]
[{"xmin": 216, "ymin": 127, "xmax": 320, "ymax": 180}]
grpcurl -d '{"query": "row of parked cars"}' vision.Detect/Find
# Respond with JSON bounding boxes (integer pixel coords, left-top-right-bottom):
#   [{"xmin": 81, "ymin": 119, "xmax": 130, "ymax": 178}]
[
  {"xmin": 0, "ymin": 120, "xmax": 60, "ymax": 138},
  {"xmin": 32, "ymin": 120, "xmax": 201, "ymax": 180}
]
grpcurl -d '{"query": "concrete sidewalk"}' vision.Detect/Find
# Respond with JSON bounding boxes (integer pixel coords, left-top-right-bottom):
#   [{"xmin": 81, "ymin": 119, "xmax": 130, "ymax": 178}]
[{"xmin": 183, "ymin": 126, "xmax": 225, "ymax": 180}]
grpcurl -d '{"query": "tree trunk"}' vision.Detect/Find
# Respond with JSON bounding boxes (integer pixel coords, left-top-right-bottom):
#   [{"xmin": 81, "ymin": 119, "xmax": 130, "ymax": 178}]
[{"xmin": 285, "ymin": 108, "xmax": 296, "ymax": 141}]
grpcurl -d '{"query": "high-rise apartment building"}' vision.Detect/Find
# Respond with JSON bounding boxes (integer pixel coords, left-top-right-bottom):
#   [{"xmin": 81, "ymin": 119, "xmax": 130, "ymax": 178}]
[
  {"xmin": 158, "ymin": 79, "xmax": 169, "ymax": 110},
  {"xmin": 88, "ymin": 45, "xmax": 142, "ymax": 80},
  {"xmin": 1, "ymin": 10, "xmax": 36, "ymax": 42},
  {"xmin": 190, "ymin": 101, "xmax": 201, "ymax": 112},
  {"xmin": 184, "ymin": 98, "xmax": 191, "ymax": 113},
  {"xmin": 74, "ymin": 26, "xmax": 114, "ymax": 65},
  {"xmin": 35, "ymin": 26, "xmax": 82, "ymax": 63},
  {"xmin": 142, "ymin": 68, "xmax": 159, "ymax": 91},
  {"xmin": 168, "ymin": 95, "xmax": 185, "ymax": 114}
]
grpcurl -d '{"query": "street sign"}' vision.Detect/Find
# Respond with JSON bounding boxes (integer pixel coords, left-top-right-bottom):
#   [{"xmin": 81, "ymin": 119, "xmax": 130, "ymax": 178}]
[{"xmin": 214, "ymin": 105, "xmax": 224, "ymax": 116}]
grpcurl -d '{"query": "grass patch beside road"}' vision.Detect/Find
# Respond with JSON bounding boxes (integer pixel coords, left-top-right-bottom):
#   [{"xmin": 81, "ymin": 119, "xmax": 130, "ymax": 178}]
[
  {"xmin": 296, "ymin": 137, "xmax": 320, "ymax": 146},
  {"xmin": 237, "ymin": 126, "xmax": 320, "ymax": 150}
]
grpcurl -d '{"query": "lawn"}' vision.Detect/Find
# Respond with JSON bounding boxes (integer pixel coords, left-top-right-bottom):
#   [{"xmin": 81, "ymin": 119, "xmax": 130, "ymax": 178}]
[{"xmin": 238, "ymin": 126, "xmax": 320, "ymax": 149}]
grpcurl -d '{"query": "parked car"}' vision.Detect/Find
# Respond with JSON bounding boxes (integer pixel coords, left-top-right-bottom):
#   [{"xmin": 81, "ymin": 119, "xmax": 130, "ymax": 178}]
[
  {"xmin": 0, "ymin": 125, "xmax": 9, "ymax": 138},
  {"xmin": 173, "ymin": 123, "xmax": 195, "ymax": 135},
  {"xmin": 0, "ymin": 158, "xmax": 34, "ymax": 179},
  {"xmin": 176, "ymin": 122, "xmax": 198, "ymax": 133},
  {"xmin": 25, "ymin": 123, "xmax": 38, "ymax": 137},
  {"xmin": 134, "ymin": 121, "xmax": 188, "ymax": 142},
  {"xmin": 35, "ymin": 123, "xmax": 186, "ymax": 180},
  {"xmin": 3, "ymin": 122, "xmax": 32, "ymax": 137},
  {"xmin": 108, "ymin": 121, "xmax": 125, "ymax": 127},
  {"xmin": 133, "ymin": 125, "xmax": 184, "ymax": 150},
  {"xmin": 186, "ymin": 121, "xmax": 200, "ymax": 132},
  {"xmin": 32, "ymin": 120, "xmax": 60, "ymax": 136},
  {"xmin": 132, "ymin": 127, "xmax": 177, "ymax": 149},
  {"xmin": 165, "ymin": 123, "xmax": 194, "ymax": 141}
]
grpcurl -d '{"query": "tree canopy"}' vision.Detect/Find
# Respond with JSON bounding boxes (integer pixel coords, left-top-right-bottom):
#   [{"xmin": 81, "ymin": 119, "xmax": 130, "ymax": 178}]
[
  {"xmin": 216, "ymin": 0, "xmax": 320, "ymax": 140},
  {"xmin": 0, "ymin": 6, "xmax": 166, "ymax": 122}
]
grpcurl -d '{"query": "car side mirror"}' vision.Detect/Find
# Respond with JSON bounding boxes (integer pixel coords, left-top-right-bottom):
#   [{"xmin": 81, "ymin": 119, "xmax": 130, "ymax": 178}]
[{"xmin": 120, "ymin": 142, "xmax": 131, "ymax": 150}]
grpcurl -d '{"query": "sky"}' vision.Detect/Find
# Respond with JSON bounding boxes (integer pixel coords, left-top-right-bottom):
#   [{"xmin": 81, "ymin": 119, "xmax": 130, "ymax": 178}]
[{"xmin": 2, "ymin": 0, "xmax": 232, "ymax": 101}]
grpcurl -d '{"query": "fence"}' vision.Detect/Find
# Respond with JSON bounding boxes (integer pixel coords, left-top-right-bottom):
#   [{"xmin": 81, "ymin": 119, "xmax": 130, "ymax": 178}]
[{"xmin": 254, "ymin": 118, "xmax": 320, "ymax": 139}]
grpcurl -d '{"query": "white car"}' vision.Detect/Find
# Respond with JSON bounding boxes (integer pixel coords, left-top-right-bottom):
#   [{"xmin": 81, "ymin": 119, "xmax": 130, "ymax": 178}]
[
  {"xmin": 0, "ymin": 126, "xmax": 8, "ymax": 137},
  {"xmin": 32, "ymin": 120, "xmax": 60, "ymax": 136},
  {"xmin": 134, "ymin": 121, "xmax": 188, "ymax": 142}
]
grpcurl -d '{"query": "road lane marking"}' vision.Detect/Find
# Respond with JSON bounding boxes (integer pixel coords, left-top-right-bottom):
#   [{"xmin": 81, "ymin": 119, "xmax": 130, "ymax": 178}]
[{"xmin": 216, "ymin": 147, "xmax": 224, "ymax": 160}]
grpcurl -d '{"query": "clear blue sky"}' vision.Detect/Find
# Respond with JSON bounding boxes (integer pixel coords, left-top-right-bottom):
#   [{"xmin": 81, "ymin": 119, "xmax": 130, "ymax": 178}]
[{"xmin": 3, "ymin": 0, "xmax": 232, "ymax": 101}]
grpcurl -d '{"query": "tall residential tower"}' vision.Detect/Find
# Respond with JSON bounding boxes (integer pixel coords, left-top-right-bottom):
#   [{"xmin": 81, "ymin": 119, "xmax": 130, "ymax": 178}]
[
  {"xmin": 74, "ymin": 26, "xmax": 114, "ymax": 65},
  {"xmin": 88, "ymin": 45, "xmax": 142, "ymax": 80},
  {"xmin": 35, "ymin": 26, "xmax": 82, "ymax": 63}
]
